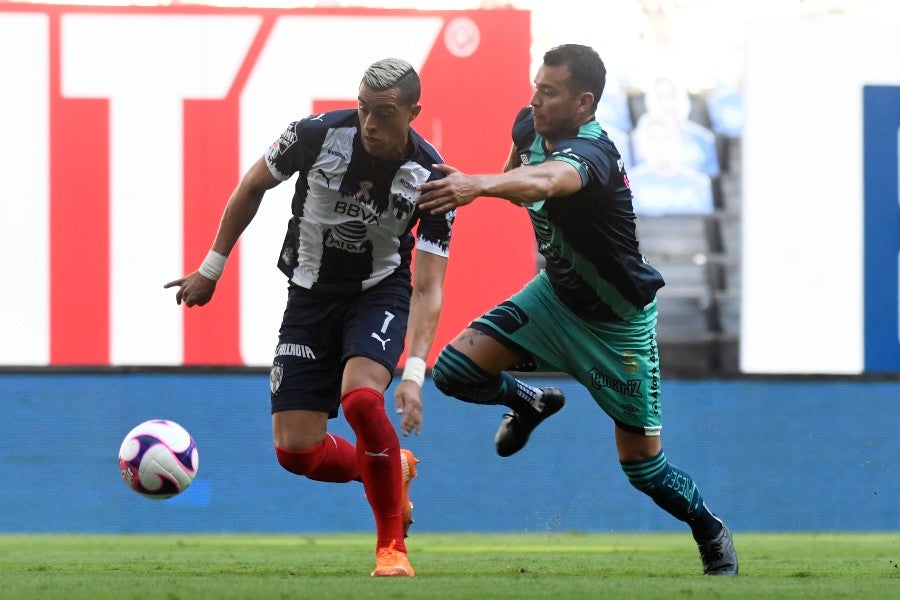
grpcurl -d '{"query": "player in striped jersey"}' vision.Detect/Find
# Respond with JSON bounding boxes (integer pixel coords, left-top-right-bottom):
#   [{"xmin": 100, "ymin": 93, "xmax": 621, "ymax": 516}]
[{"xmin": 166, "ymin": 58, "xmax": 454, "ymax": 577}]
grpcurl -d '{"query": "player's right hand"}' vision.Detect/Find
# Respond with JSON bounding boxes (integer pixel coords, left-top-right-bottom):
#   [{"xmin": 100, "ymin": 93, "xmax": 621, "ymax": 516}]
[
  {"xmin": 163, "ymin": 272, "xmax": 217, "ymax": 307},
  {"xmin": 417, "ymin": 164, "xmax": 479, "ymax": 215}
]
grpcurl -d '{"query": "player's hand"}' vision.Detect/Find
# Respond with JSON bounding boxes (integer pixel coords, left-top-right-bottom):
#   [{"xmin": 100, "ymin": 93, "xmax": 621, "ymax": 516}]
[
  {"xmin": 394, "ymin": 380, "xmax": 423, "ymax": 437},
  {"xmin": 417, "ymin": 164, "xmax": 479, "ymax": 215},
  {"xmin": 163, "ymin": 272, "xmax": 217, "ymax": 307}
]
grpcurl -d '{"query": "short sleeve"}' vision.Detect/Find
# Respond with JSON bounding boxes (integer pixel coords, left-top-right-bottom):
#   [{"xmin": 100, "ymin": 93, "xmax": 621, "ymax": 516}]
[
  {"xmin": 264, "ymin": 121, "xmax": 302, "ymax": 181},
  {"xmin": 548, "ymin": 137, "xmax": 616, "ymax": 188},
  {"xmin": 415, "ymin": 208, "xmax": 454, "ymax": 258}
]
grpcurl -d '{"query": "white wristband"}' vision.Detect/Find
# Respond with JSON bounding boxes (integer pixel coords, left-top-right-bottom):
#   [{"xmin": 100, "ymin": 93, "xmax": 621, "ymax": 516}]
[
  {"xmin": 401, "ymin": 356, "xmax": 427, "ymax": 386},
  {"xmin": 198, "ymin": 250, "xmax": 227, "ymax": 281}
]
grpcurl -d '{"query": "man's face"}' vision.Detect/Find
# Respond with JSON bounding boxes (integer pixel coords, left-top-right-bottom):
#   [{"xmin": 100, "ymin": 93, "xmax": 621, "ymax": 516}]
[
  {"xmin": 357, "ymin": 83, "xmax": 420, "ymax": 159},
  {"xmin": 529, "ymin": 63, "xmax": 587, "ymax": 143}
]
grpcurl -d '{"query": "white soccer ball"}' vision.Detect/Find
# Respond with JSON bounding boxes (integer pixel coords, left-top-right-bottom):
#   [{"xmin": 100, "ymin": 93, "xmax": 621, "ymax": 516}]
[{"xmin": 118, "ymin": 419, "xmax": 199, "ymax": 499}]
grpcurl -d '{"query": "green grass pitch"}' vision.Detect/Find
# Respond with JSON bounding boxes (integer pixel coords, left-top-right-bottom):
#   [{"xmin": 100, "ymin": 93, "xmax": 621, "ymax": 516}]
[{"xmin": 0, "ymin": 532, "xmax": 896, "ymax": 599}]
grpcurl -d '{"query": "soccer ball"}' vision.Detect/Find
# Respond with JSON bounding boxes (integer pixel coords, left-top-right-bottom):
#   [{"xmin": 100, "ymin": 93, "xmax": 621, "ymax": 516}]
[{"xmin": 118, "ymin": 419, "xmax": 199, "ymax": 499}]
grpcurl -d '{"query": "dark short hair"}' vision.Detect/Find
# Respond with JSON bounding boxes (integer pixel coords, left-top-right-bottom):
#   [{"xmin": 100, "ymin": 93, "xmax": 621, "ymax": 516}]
[
  {"xmin": 361, "ymin": 58, "xmax": 421, "ymax": 106},
  {"xmin": 543, "ymin": 44, "xmax": 606, "ymax": 112}
]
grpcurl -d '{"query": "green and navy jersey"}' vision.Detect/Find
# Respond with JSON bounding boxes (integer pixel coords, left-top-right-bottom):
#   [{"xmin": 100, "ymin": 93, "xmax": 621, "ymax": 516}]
[
  {"xmin": 511, "ymin": 106, "xmax": 665, "ymax": 322},
  {"xmin": 265, "ymin": 109, "xmax": 454, "ymax": 294}
]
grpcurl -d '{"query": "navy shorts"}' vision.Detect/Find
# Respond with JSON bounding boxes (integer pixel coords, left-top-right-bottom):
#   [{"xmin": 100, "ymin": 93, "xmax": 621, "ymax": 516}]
[{"xmin": 269, "ymin": 275, "xmax": 410, "ymax": 416}]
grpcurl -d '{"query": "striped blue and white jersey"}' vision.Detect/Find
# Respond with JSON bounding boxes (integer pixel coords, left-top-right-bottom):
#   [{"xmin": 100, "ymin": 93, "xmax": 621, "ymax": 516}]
[{"xmin": 265, "ymin": 109, "xmax": 453, "ymax": 294}]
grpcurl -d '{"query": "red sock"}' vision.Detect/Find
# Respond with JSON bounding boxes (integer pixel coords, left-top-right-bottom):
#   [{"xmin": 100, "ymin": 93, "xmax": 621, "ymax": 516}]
[
  {"xmin": 274, "ymin": 433, "xmax": 360, "ymax": 483},
  {"xmin": 341, "ymin": 387, "xmax": 405, "ymax": 553}
]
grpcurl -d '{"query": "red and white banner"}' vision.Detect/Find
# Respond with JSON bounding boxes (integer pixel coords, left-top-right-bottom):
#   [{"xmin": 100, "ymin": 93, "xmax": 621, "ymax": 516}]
[{"xmin": 0, "ymin": 4, "xmax": 534, "ymax": 366}]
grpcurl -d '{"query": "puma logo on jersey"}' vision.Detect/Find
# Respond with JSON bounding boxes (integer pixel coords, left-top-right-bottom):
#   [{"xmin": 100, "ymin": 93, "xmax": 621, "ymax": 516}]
[
  {"xmin": 370, "ymin": 332, "xmax": 390, "ymax": 350},
  {"xmin": 317, "ymin": 168, "xmax": 335, "ymax": 189}
]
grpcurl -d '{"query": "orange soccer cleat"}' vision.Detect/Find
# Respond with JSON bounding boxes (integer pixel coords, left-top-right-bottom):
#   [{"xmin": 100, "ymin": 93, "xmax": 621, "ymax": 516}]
[
  {"xmin": 371, "ymin": 539, "xmax": 415, "ymax": 577},
  {"xmin": 399, "ymin": 449, "xmax": 418, "ymax": 538}
]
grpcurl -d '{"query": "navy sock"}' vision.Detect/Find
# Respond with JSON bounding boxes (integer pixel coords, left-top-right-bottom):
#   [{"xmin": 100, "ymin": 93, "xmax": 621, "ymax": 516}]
[
  {"xmin": 688, "ymin": 503, "xmax": 724, "ymax": 543},
  {"xmin": 621, "ymin": 450, "xmax": 723, "ymax": 542},
  {"xmin": 497, "ymin": 373, "xmax": 545, "ymax": 416}
]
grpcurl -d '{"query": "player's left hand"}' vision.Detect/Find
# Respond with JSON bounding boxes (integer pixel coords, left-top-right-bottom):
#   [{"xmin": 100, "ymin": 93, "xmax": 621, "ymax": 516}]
[{"xmin": 394, "ymin": 380, "xmax": 423, "ymax": 436}]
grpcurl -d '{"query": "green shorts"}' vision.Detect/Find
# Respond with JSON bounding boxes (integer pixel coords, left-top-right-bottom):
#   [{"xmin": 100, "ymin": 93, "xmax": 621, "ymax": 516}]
[{"xmin": 470, "ymin": 271, "xmax": 662, "ymax": 435}]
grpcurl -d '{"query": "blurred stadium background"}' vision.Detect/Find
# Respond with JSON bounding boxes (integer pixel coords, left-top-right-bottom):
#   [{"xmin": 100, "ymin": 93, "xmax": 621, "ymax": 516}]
[{"xmin": 0, "ymin": 0, "xmax": 897, "ymax": 535}]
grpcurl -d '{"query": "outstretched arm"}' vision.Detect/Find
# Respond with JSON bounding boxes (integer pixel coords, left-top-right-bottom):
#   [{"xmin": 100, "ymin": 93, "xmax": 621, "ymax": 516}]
[
  {"xmin": 416, "ymin": 158, "xmax": 582, "ymax": 215},
  {"xmin": 164, "ymin": 156, "xmax": 280, "ymax": 307},
  {"xmin": 394, "ymin": 249, "xmax": 448, "ymax": 436}
]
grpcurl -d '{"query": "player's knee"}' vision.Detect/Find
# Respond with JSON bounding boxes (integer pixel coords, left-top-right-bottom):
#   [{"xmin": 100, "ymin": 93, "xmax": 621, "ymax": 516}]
[
  {"xmin": 621, "ymin": 450, "xmax": 668, "ymax": 493},
  {"xmin": 624, "ymin": 470, "xmax": 654, "ymax": 493},
  {"xmin": 275, "ymin": 445, "xmax": 316, "ymax": 476},
  {"xmin": 432, "ymin": 345, "xmax": 500, "ymax": 405},
  {"xmin": 340, "ymin": 387, "xmax": 384, "ymax": 428},
  {"xmin": 431, "ymin": 346, "xmax": 467, "ymax": 398}
]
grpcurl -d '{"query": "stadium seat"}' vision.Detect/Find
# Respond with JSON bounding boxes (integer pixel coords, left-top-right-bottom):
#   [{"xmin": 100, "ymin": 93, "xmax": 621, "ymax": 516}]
[
  {"xmin": 706, "ymin": 85, "xmax": 744, "ymax": 138},
  {"xmin": 635, "ymin": 214, "xmax": 715, "ymax": 260},
  {"xmin": 627, "ymin": 88, "xmax": 712, "ymax": 129},
  {"xmin": 655, "ymin": 293, "xmax": 719, "ymax": 374},
  {"xmin": 654, "ymin": 261, "xmax": 715, "ymax": 299},
  {"xmin": 717, "ymin": 174, "xmax": 742, "ymax": 214},
  {"xmin": 656, "ymin": 294, "xmax": 714, "ymax": 335},
  {"xmin": 625, "ymin": 79, "xmax": 743, "ymax": 375},
  {"xmin": 629, "ymin": 77, "xmax": 721, "ymax": 177},
  {"xmin": 713, "ymin": 290, "xmax": 741, "ymax": 336},
  {"xmin": 715, "ymin": 213, "xmax": 741, "ymax": 258}
]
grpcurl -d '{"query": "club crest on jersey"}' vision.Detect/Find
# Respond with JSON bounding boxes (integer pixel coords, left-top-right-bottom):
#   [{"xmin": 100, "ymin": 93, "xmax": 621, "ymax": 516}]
[
  {"xmin": 389, "ymin": 193, "xmax": 415, "ymax": 220},
  {"xmin": 519, "ymin": 153, "xmax": 529, "ymax": 165},
  {"xmin": 270, "ymin": 365, "xmax": 283, "ymax": 395}
]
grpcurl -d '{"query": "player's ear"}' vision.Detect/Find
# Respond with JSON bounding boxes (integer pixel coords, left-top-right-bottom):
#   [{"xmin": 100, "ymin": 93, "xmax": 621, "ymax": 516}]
[
  {"xmin": 408, "ymin": 103, "xmax": 422, "ymax": 122},
  {"xmin": 578, "ymin": 91, "xmax": 595, "ymax": 114}
]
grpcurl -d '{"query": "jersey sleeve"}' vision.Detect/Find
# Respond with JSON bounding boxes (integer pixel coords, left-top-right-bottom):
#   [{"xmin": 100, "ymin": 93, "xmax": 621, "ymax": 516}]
[
  {"xmin": 415, "ymin": 168, "xmax": 454, "ymax": 258},
  {"xmin": 264, "ymin": 121, "xmax": 303, "ymax": 181},
  {"xmin": 511, "ymin": 106, "xmax": 536, "ymax": 154},
  {"xmin": 547, "ymin": 138, "xmax": 614, "ymax": 188},
  {"xmin": 414, "ymin": 207, "xmax": 454, "ymax": 258},
  {"xmin": 407, "ymin": 131, "xmax": 453, "ymax": 258}
]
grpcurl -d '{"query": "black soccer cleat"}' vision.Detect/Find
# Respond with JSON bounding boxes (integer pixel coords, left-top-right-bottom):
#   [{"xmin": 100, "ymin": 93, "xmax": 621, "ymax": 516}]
[
  {"xmin": 494, "ymin": 387, "xmax": 565, "ymax": 457},
  {"xmin": 698, "ymin": 521, "xmax": 739, "ymax": 575}
]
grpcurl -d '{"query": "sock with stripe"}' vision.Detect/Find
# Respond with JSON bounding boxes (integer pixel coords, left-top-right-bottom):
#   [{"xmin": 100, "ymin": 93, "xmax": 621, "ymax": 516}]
[
  {"xmin": 432, "ymin": 344, "xmax": 544, "ymax": 415},
  {"xmin": 621, "ymin": 450, "xmax": 723, "ymax": 542},
  {"xmin": 341, "ymin": 387, "xmax": 405, "ymax": 553}
]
